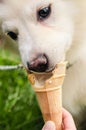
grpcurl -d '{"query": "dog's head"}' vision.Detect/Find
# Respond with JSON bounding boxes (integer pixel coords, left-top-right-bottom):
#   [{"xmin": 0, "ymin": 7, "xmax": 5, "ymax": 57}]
[{"xmin": 0, "ymin": 0, "xmax": 74, "ymax": 73}]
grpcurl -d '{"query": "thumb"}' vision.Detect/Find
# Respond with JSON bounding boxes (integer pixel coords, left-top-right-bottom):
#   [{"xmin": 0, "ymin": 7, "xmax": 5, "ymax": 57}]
[{"xmin": 42, "ymin": 121, "xmax": 56, "ymax": 130}]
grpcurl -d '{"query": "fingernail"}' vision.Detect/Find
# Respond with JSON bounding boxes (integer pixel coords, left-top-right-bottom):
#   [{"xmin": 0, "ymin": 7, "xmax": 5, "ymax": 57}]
[{"xmin": 42, "ymin": 121, "xmax": 56, "ymax": 130}]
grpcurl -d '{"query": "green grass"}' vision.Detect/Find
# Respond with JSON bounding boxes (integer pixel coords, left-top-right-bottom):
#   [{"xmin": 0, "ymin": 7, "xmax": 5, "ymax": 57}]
[{"xmin": 0, "ymin": 49, "xmax": 44, "ymax": 130}]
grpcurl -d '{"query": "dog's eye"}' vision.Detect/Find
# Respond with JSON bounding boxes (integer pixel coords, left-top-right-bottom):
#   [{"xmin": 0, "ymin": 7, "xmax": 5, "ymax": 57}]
[
  {"xmin": 37, "ymin": 5, "xmax": 51, "ymax": 21},
  {"xmin": 7, "ymin": 31, "xmax": 18, "ymax": 40}
]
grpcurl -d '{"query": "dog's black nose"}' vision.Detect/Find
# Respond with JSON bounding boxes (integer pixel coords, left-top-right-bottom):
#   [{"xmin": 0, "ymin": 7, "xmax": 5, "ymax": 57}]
[{"xmin": 27, "ymin": 54, "xmax": 48, "ymax": 72}]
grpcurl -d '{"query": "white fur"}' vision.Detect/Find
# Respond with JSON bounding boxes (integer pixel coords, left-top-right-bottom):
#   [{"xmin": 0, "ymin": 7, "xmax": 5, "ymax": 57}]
[{"xmin": 0, "ymin": 0, "xmax": 86, "ymax": 128}]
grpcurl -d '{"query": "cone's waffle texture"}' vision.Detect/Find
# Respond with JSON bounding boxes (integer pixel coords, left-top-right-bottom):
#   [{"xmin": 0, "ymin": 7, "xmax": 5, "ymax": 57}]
[{"xmin": 28, "ymin": 62, "xmax": 67, "ymax": 130}]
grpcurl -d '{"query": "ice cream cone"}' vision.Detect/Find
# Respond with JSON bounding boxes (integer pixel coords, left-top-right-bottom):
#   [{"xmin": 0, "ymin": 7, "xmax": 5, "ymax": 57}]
[{"xmin": 28, "ymin": 62, "xmax": 67, "ymax": 130}]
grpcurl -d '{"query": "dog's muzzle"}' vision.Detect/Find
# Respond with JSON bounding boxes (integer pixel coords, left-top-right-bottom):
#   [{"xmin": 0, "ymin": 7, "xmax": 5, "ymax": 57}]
[{"xmin": 27, "ymin": 54, "xmax": 49, "ymax": 73}]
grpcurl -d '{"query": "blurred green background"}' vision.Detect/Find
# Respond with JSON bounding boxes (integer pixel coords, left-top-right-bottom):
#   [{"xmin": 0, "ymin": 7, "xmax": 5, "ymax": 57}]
[{"xmin": 0, "ymin": 35, "xmax": 44, "ymax": 130}]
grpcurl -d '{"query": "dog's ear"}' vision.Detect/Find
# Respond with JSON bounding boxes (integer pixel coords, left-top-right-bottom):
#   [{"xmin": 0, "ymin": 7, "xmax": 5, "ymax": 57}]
[
  {"xmin": 0, "ymin": 0, "xmax": 2, "ymax": 2},
  {"xmin": 0, "ymin": 0, "xmax": 4, "ymax": 3},
  {"xmin": 0, "ymin": 0, "xmax": 6, "ymax": 3},
  {"xmin": 0, "ymin": 0, "xmax": 7, "ymax": 19}
]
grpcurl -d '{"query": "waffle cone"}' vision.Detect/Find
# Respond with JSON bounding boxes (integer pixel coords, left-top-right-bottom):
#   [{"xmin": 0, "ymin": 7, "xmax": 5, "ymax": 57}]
[{"xmin": 28, "ymin": 62, "xmax": 67, "ymax": 130}]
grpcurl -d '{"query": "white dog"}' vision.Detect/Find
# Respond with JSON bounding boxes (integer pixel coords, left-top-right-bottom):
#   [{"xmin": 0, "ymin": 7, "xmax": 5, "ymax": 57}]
[{"xmin": 0, "ymin": 0, "xmax": 86, "ymax": 129}]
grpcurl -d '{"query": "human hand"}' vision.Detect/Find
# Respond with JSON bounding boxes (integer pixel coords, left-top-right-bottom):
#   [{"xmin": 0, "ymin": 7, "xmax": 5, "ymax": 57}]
[
  {"xmin": 62, "ymin": 108, "xmax": 76, "ymax": 130},
  {"xmin": 42, "ymin": 108, "xmax": 76, "ymax": 130}
]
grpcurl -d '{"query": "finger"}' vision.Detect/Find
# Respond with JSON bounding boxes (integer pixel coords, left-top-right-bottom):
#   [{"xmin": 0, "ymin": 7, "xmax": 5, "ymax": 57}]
[
  {"xmin": 62, "ymin": 108, "xmax": 76, "ymax": 130},
  {"xmin": 42, "ymin": 121, "xmax": 56, "ymax": 130}
]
